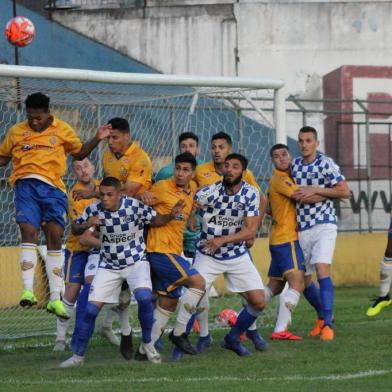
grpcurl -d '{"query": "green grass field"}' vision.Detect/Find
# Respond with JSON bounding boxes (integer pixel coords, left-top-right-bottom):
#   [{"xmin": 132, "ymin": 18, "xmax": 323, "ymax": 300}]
[{"xmin": 1, "ymin": 287, "xmax": 392, "ymax": 392}]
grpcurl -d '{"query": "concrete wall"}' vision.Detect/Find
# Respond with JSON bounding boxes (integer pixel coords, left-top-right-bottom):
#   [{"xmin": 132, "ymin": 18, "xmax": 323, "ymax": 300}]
[{"xmin": 51, "ymin": 1, "xmax": 392, "ymax": 96}]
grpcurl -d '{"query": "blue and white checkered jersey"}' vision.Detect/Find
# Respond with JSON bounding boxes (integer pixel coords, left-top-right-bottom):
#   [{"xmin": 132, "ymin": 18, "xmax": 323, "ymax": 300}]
[
  {"xmin": 75, "ymin": 197, "xmax": 156, "ymax": 270},
  {"xmin": 291, "ymin": 152, "xmax": 345, "ymax": 231},
  {"xmin": 195, "ymin": 180, "xmax": 260, "ymax": 260}
]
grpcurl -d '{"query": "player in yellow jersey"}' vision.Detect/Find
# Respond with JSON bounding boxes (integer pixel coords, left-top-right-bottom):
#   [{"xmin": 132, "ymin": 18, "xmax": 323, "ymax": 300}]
[
  {"xmin": 140, "ymin": 152, "xmax": 206, "ymax": 357},
  {"xmin": 195, "ymin": 132, "xmax": 261, "ymax": 190},
  {"xmin": 103, "ymin": 117, "xmax": 152, "ymax": 196},
  {"xmin": 0, "ymin": 92, "xmax": 109, "ymax": 318},
  {"xmin": 194, "ymin": 131, "xmax": 267, "ymax": 351},
  {"xmin": 54, "ymin": 158, "xmax": 101, "ymax": 351},
  {"xmin": 266, "ymin": 144, "xmax": 325, "ymax": 340}
]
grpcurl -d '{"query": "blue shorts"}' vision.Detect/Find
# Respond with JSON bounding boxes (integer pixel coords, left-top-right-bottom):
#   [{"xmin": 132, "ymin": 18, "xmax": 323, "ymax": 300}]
[
  {"xmin": 148, "ymin": 252, "xmax": 199, "ymax": 298},
  {"xmin": 15, "ymin": 179, "xmax": 68, "ymax": 229},
  {"xmin": 64, "ymin": 249, "xmax": 88, "ymax": 284},
  {"xmin": 268, "ymin": 240, "xmax": 305, "ymax": 280}
]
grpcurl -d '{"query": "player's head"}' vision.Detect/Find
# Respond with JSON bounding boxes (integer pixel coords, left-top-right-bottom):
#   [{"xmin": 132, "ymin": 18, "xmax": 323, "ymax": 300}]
[
  {"xmin": 298, "ymin": 126, "xmax": 319, "ymax": 159},
  {"xmin": 99, "ymin": 176, "xmax": 122, "ymax": 211},
  {"xmin": 223, "ymin": 153, "xmax": 248, "ymax": 187},
  {"xmin": 178, "ymin": 132, "xmax": 199, "ymax": 157},
  {"xmin": 174, "ymin": 152, "xmax": 197, "ymax": 187},
  {"xmin": 25, "ymin": 92, "xmax": 52, "ymax": 132},
  {"xmin": 107, "ymin": 117, "xmax": 131, "ymax": 154},
  {"xmin": 270, "ymin": 143, "xmax": 291, "ymax": 172},
  {"xmin": 211, "ymin": 132, "xmax": 232, "ymax": 164},
  {"xmin": 72, "ymin": 158, "xmax": 95, "ymax": 184}
]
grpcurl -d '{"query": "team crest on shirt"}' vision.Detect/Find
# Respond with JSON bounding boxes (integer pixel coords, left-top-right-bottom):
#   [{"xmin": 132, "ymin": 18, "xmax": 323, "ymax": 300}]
[
  {"xmin": 120, "ymin": 168, "xmax": 128, "ymax": 178},
  {"xmin": 108, "ymin": 157, "xmax": 113, "ymax": 163},
  {"xmin": 49, "ymin": 136, "xmax": 57, "ymax": 145},
  {"xmin": 204, "ymin": 173, "xmax": 211, "ymax": 178},
  {"xmin": 122, "ymin": 216, "xmax": 132, "ymax": 224},
  {"xmin": 23, "ymin": 131, "xmax": 31, "ymax": 138},
  {"xmin": 123, "ymin": 158, "xmax": 129, "ymax": 164},
  {"xmin": 234, "ymin": 202, "xmax": 245, "ymax": 210}
]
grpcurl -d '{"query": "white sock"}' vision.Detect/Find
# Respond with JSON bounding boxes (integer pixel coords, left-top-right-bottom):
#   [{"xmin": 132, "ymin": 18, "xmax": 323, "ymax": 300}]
[
  {"xmin": 380, "ymin": 259, "xmax": 392, "ymax": 297},
  {"xmin": 102, "ymin": 306, "xmax": 116, "ymax": 329},
  {"xmin": 20, "ymin": 243, "xmax": 37, "ymax": 292},
  {"xmin": 118, "ymin": 306, "xmax": 132, "ymax": 336},
  {"xmin": 46, "ymin": 250, "xmax": 64, "ymax": 300},
  {"xmin": 196, "ymin": 293, "xmax": 210, "ymax": 337},
  {"xmin": 274, "ymin": 288, "xmax": 300, "ymax": 333},
  {"xmin": 151, "ymin": 305, "xmax": 173, "ymax": 343},
  {"xmin": 56, "ymin": 299, "xmax": 75, "ymax": 341},
  {"xmin": 174, "ymin": 288, "xmax": 205, "ymax": 336}
]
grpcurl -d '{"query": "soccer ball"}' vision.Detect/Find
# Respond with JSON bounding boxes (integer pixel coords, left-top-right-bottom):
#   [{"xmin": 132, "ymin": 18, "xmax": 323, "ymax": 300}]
[
  {"xmin": 216, "ymin": 308, "xmax": 238, "ymax": 327},
  {"xmin": 4, "ymin": 16, "xmax": 35, "ymax": 47}
]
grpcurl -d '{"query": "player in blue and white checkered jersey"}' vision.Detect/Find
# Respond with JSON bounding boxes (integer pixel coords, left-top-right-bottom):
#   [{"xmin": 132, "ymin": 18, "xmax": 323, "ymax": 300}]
[
  {"xmin": 193, "ymin": 153, "xmax": 266, "ymax": 357},
  {"xmin": 60, "ymin": 176, "xmax": 185, "ymax": 368},
  {"xmin": 291, "ymin": 126, "xmax": 351, "ymax": 341}
]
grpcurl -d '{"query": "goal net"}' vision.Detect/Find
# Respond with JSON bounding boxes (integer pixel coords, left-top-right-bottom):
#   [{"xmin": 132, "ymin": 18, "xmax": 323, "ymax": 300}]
[{"xmin": 0, "ymin": 65, "xmax": 285, "ymax": 341}]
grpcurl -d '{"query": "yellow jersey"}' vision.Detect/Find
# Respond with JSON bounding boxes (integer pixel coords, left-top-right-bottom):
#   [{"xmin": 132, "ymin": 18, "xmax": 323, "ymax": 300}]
[
  {"xmin": 195, "ymin": 160, "xmax": 261, "ymax": 192},
  {"xmin": 0, "ymin": 117, "xmax": 82, "ymax": 193},
  {"xmin": 102, "ymin": 143, "xmax": 152, "ymax": 195},
  {"xmin": 66, "ymin": 180, "xmax": 100, "ymax": 252},
  {"xmin": 147, "ymin": 178, "xmax": 195, "ymax": 255},
  {"xmin": 267, "ymin": 169, "xmax": 299, "ymax": 245}
]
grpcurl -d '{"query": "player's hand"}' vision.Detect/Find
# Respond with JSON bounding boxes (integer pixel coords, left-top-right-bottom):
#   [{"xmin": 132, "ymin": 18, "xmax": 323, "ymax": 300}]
[
  {"xmin": 72, "ymin": 188, "xmax": 96, "ymax": 201},
  {"xmin": 171, "ymin": 199, "xmax": 186, "ymax": 219},
  {"xmin": 139, "ymin": 191, "xmax": 157, "ymax": 206},
  {"xmin": 202, "ymin": 237, "xmax": 225, "ymax": 255},
  {"xmin": 96, "ymin": 123, "xmax": 112, "ymax": 140},
  {"xmin": 245, "ymin": 238, "xmax": 255, "ymax": 248},
  {"xmin": 293, "ymin": 187, "xmax": 317, "ymax": 202},
  {"xmin": 192, "ymin": 200, "xmax": 203, "ymax": 213},
  {"xmin": 87, "ymin": 216, "xmax": 101, "ymax": 227}
]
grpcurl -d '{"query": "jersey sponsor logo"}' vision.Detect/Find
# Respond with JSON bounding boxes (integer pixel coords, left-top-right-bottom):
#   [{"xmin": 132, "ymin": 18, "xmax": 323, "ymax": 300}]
[
  {"xmin": 102, "ymin": 232, "xmax": 136, "ymax": 244},
  {"xmin": 208, "ymin": 215, "xmax": 243, "ymax": 227},
  {"xmin": 21, "ymin": 143, "xmax": 55, "ymax": 152}
]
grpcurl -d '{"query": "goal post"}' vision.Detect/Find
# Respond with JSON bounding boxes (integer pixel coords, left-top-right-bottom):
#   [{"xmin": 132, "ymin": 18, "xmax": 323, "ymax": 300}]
[{"xmin": 0, "ymin": 64, "xmax": 285, "ymax": 340}]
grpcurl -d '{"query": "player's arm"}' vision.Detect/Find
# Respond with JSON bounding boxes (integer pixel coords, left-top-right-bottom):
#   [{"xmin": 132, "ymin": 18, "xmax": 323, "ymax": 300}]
[
  {"xmin": 79, "ymin": 226, "xmax": 101, "ymax": 248},
  {"xmin": 0, "ymin": 156, "xmax": 11, "ymax": 166},
  {"xmin": 0, "ymin": 132, "xmax": 14, "ymax": 166},
  {"xmin": 202, "ymin": 215, "xmax": 259, "ymax": 254},
  {"xmin": 149, "ymin": 199, "xmax": 185, "ymax": 227},
  {"xmin": 72, "ymin": 124, "xmax": 111, "ymax": 160},
  {"xmin": 123, "ymin": 157, "xmax": 152, "ymax": 197},
  {"xmin": 123, "ymin": 180, "xmax": 143, "ymax": 197},
  {"xmin": 71, "ymin": 216, "xmax": 101, "ymax": 235}
]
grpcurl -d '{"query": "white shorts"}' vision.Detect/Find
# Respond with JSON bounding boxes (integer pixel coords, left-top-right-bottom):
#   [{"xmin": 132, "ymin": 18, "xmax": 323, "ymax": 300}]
[
  {"xmin": 299, "ymin": 223, "xmax": 337, "ymax": 274},
  {"xmin": 193, "ymin": 250, "xmax": 264, "ymax": 293},
  {"xmin": 88, "ymin": 260, "xmax": 152, "ymax": 304},
  {"xmin": 84, "ymin": 253, "xmax": 99, "ymax": 278}
]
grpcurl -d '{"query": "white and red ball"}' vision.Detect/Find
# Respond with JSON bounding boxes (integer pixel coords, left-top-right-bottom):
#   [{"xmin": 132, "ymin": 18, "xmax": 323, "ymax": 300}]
[
  {"xmin": 4, "ymin": 16, "xmax": 35, "ymax": 47},
  {"xmin": 216, "ymin": 308, "xmax": 238, "ymax": 327}
]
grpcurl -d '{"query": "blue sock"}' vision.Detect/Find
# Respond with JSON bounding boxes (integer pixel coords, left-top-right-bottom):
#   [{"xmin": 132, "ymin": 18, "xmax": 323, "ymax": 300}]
[
  {"xmin": 71, "ymin": 283, "xmax": 90, "ymax": 351},
  {"xmin": 134, "ymin": 288, "xmax": 154, "ymax": 343},
  {"xmin": 304, "ymin": 282, "xmax": 324, "ymax": 320},
  {"xmin": 227, "ymin": 305, "xmax": 259, "ymax": 341},
  {"xmin": 74, "ymin": 302, "xmax": 100, "ymax": 356},
  {"xmin": 185, "ymin": 314, "xmax": 197, "ymax": 336},
  {"xmin": 319, "ymin": 277, "xmax": 334, "ymax": 328}
]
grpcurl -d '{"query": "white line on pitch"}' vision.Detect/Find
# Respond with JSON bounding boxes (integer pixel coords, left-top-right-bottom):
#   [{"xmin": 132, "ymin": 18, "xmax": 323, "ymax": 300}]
[{"xmin": 0, "ymin": 370, "xmax": 389, "ymax": 385}]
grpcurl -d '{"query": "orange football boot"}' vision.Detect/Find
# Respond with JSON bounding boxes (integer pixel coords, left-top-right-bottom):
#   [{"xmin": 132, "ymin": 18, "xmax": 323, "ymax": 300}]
[
  {"xmin": 309, "ymin": 319, "xmax": 325, "ymax": 337},
  {"xmin": 320, "ymin": 325, "xmax": 334, "ymax": 341}
]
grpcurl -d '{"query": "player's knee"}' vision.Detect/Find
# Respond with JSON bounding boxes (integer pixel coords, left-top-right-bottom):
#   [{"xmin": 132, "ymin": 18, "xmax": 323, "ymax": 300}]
[
  {"xmin": 187, "ymin": 274, "xmax": 205, "ymax": 290},
  {"xmin": 118, "ymin": 289, "xmax": 131, "ymax": 310},
  {"xmin": 134, "ymin": 288, "xmax": 153, "ymax": 307},
  {"xmin": 19, "ymin": 224, "xmax": 38, "ymax": 243},
  {"xmin": 248, "ymin": 297, "xmax": 265, "ymax": 312}
]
